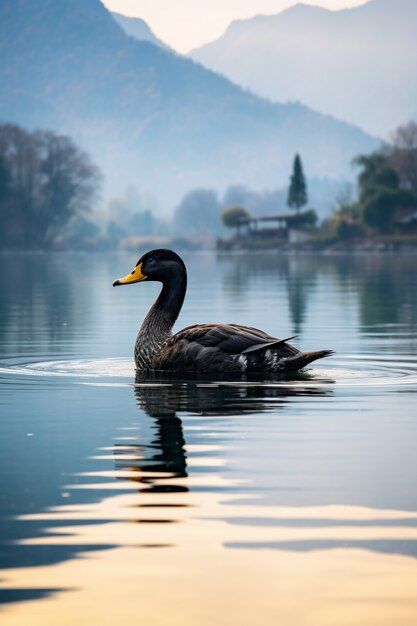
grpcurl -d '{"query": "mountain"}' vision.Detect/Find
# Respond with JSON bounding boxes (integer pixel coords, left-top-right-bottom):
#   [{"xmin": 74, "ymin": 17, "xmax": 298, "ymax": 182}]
[
  {"xmin": 0, "ymin": 0, "xmax": 379, "ymax": 211},
  {"xmin": 191, "ymin": 0, "xmax": 417, "ymax": 137},
  {"xmin": 111, "ymin": 12, "xmax": 168, "ymax": 49}
]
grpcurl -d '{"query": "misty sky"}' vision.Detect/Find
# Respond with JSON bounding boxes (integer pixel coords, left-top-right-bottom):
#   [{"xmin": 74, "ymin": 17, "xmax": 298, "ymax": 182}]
[{"xmin": 103, "ymin": 0, "xmax": 368, "ymax": 52}]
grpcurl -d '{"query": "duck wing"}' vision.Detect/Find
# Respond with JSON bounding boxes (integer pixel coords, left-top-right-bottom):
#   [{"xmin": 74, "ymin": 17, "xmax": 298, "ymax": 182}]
[{"xmin": 174, "ymin": 323, "xmax": 297, "ymax": 354}]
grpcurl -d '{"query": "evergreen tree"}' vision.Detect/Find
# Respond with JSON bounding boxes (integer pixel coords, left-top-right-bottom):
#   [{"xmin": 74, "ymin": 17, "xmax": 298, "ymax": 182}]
[{"xmin": 287, "ymin": 154, "xmax": 308, "ymax": 213}]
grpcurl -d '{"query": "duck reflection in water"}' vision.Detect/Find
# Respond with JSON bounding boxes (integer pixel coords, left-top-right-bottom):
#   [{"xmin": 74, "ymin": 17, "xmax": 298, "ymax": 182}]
[
  {"xmin": 113, "ymin": 382, "xmax": 188, "ymax": 495},
  {"xmin": 113, "ymin": 371, "xmax": 333, "ymax": 496}
]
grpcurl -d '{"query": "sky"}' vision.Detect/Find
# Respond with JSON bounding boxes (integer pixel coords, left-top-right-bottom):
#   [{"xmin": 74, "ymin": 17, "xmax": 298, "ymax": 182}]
[{"xmin": 103, "ymin": 0, "xmax": 368, "ymax": 53}]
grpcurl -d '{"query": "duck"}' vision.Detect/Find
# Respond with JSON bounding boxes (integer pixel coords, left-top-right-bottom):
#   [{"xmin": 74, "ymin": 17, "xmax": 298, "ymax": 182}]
[{"xmin": 113, "ymin": 249, "xmax": 333, "ymax": 374}]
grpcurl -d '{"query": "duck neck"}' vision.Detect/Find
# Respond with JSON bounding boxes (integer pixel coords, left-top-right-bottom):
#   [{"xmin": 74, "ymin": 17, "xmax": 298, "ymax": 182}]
[{"xmin": 135, "ymin": 267, "xmax": 187, "ymax": 368}]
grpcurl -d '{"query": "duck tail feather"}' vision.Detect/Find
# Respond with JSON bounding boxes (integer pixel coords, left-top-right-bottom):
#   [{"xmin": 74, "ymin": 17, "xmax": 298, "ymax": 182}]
[
  {"xmin": 242, "ymin": 336, "xmax": 297, "ymax": 355},
  {"xmin": 283, "ymin": 349, "xmax": 334, "ymax": 371}
]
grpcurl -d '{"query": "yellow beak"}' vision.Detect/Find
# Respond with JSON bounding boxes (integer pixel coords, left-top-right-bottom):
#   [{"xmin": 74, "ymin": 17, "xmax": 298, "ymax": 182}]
[{"xmin": 113, "ymin": 262, "xmax": 147, "ymax": 286}]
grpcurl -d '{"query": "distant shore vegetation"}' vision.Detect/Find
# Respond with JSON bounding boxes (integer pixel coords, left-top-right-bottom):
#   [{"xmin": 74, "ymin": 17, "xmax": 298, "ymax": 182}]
[
  {"xmin": 0, "ymin": 123, "xmax": 101, "ymax": 250},
  {"xmin": 1, "ymin": 121, "xmax": 416, "ymax": 252},
  {"xmin": 219, "ymin": 122, "xmax": 417, "ymax": 252}
]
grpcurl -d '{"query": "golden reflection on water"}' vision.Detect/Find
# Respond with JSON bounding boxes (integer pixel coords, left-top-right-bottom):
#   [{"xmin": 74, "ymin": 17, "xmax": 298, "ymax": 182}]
[{"xmin": 2, "ymin": 485, "xmax": 417, "ymax": 626}]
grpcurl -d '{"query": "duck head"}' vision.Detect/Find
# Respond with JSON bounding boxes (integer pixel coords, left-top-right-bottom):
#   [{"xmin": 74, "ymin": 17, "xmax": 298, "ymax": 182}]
[{"xmin": 112, "ymin": 249, "xmax": 186, "ymax": 287}]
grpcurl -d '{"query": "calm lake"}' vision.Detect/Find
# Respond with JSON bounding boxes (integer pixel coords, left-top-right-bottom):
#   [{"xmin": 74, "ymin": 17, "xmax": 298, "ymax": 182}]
[{"xmin": 1, "ymin": 251, "xmax": 417, "ymax": 626}]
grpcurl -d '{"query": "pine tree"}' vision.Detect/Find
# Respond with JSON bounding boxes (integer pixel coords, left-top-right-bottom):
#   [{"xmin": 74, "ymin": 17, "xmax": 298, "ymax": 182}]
[{"xmin": 287, "ymin": 154, "xmax": 308, "ymax": 213}]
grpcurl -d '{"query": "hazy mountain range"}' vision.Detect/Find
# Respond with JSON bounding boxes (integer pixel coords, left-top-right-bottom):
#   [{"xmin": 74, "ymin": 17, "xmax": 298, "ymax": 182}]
[
  {"xmin": 111, "ymin": 12, "xmax": 168, "ymax": 50},
  {"xmin": 0, "ymin": 0, "xmax": 379, "ymax": 211},
  {"xmin": 191, "ymin": 0, "xmax": 417, "ymax": 137}
]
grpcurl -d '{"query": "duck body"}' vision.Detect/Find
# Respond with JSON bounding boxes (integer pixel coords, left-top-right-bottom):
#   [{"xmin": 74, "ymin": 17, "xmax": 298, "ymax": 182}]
[
  {"xmin": 113, "ymin": 249, "xmax": 333, "ymax": 374},
  {"xmin": 147, "ymin": 323, "xmax": 332, "ymax": 374}
]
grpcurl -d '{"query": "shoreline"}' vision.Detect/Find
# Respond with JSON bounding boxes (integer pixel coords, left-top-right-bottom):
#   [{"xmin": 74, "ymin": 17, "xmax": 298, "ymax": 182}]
[{"xmin": 216, "ymin": 235, "xmax": 417, "ymax": 255}]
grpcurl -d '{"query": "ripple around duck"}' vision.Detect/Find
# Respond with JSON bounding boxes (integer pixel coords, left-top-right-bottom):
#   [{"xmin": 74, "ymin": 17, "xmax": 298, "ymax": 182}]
[{"xmin": 0, "ymin": 355, "xmax": 417, "ymax": 390}]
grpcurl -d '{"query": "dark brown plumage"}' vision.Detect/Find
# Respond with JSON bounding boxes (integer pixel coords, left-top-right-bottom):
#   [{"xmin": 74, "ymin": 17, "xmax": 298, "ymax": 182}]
[{"xmin": 113, "ymin": 249, "xmax": 333, "ymax": 374}]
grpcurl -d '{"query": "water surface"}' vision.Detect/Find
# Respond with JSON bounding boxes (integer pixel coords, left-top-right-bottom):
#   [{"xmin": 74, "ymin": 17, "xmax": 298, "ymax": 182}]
[{"xmin": 1, "ymin": 252, "xmax": 417, "ymax": 625}]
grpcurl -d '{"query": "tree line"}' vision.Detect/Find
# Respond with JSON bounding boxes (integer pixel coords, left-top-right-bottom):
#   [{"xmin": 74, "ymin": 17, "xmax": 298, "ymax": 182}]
[
  {"xmin": 1, "ymin": 120, "xmax": 416, "ymax": 250},
  {"xmin": 221, "ymin": 122, "xmax": 417, "ymax": 242},
  {"xmin": 0, "ymin": 123, "xmax": 101, "ymax": 249}
]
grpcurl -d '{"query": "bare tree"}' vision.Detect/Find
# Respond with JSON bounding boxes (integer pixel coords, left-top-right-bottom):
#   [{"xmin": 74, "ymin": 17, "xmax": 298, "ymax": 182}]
[
  {"xmin": 37, "ymin": 131, "xmax": 101, "ymax": 245},
  {"xmin": 386, "ymin": 121, "xmax": 417, "ymax": 193},
  {"xmin": 0, "ymin": 123, "xmax": 101, "ymax": 248},
  {"xmin": 0, "ymin": 124, "xmax": 42, "ymax": 246}
]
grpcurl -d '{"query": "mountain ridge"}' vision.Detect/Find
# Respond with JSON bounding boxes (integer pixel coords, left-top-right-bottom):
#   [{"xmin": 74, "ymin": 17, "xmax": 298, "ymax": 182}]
[
  {"xmin": 191, "ymin": 0, "xmax": 417, "ymax": 136},
  {"xmin": 111, "ymin": 12, "xmax": 169, "ymax": 49},
  {"xmin": 0, "ymin": 0, "xmax": 380, "ymax": 210}
]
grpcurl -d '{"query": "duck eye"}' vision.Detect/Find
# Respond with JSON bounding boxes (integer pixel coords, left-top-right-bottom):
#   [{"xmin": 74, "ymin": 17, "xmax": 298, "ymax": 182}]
[{"xmin": 148, "ymin": 258, "xmax": 154, "ymax": 265}]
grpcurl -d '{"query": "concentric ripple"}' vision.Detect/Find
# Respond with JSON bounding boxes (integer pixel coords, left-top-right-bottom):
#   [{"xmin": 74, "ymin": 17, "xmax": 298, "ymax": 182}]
[{"xmin": 1, "ymin": 355, "xmax": 417, "ymax": 389}]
